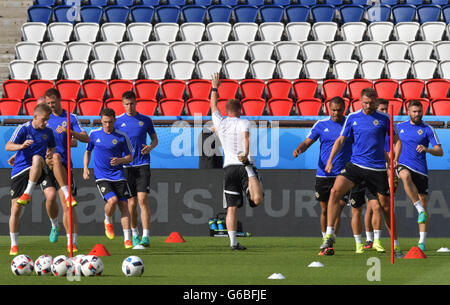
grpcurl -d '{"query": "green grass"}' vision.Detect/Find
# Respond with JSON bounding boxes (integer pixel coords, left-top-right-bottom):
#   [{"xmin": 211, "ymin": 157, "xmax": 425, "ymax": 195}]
[{"xmin": 1, "ymin": 236, "xmax": 450, "ymax": 285}]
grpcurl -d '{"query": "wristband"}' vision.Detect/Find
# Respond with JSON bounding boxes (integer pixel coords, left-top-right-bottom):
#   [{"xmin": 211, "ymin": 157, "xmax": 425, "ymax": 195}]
[{"xmin": 211, "ymin": 88, "xmax": 218, "ymax": 92}]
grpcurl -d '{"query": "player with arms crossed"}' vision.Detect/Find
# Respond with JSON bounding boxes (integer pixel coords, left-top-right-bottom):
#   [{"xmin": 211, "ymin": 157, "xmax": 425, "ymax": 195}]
[
  {"xmin": 396, "ymin": 100, "xmax": 443, "ymax": 251},
  {"xmin": 6, "ymin": 103, "xmax": 56, "ymax": 255},
  {"xmin": 83, "ymin": 108, "xmax": 134, "ymax": 249},
  {"xmin": 210, "ymin": 72, "xmax": 264, "ymax": 250},
  {"xmin": 115, "ymin": 91, "xmax": 158, "ymax": 247}
]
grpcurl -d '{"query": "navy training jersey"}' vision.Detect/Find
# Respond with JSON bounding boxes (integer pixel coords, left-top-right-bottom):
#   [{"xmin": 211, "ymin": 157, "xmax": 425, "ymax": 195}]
[
  {"xmin": 86, "ymin": 128, "xmax": 133, "ymax": 182},
  {"xmin": 397, "ymin": 120, "xmax": 440, "ymax": 176},
  {"xmin": 9, "ymin": 121, "xmax": 56, "ymax": 178},
  {"xmin": 47, "ymin": 110, "xmax": 84, "ymax": 166},
  {"xmin": 114, "ymin": 112, "xmax": 156, "ymax": 167},
  {"xmin": 341, "ymin": 110, "xmax": 397, "ymax": 170},
  {"xmin": 307, "ymin": 117, "xmax": 352, "ymax": 177}
]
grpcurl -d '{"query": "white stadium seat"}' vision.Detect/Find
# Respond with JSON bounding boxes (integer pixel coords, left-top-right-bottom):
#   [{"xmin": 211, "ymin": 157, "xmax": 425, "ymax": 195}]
[
  {"xmin": 250, "ymin": 59, "xmax": 276, "ymax": 80},
  {"xmin": 170, "ymin": 42, "xmax": 196, "ymax": 60},
  {"xmin": 196, "ymin": 42, "xmax": 222, "ymax": 61},
  {"xmin": 116, "ymin": 60, "xmax": 141, "ymax": 80},
  {"xmin": 89, "ymin": 60, "xmax": 115, "ymax": 80},
  {"xmin": 285, "ymin": 22, "xmax": 311, "ymax": 42},
  {"xmin": 144, "ymin": 41, "xmax": 170, "ymax": 61},
  {"xmin": 196, "ymin": 60, "xmax": 222, "ymax": 79},
  {"xmin": 412, "ymin": 59, "xmax": 438, "ymax": 80},
  {"xmin": 67, "ymin": 42, "xmax": 92, "ymax": 61},
  {"xmin": 9, "ymin": 60, "xmax": 35, "ymax": 80},
  {"xmin": 101, "ymin": 23, "xmax": 127, "ymax": 43},
  {"xmin": 93, "ymin": 42, "xmax": 118, "ymax": 61},
  {"xmin": 249, "ymin": 41, "xmax": 274, "ymax": 60},
  {"xmin": 142, "ymin": 60, "xmax": 168, "ymax": 80},
  {"xmin": 259, "ymin": 22, "xmax": 284, "ymax": 42},
  {"xmin": 119, "ymin": 42, "xmax": 144, "ymax": 61},
  {"xmin": 15, "ymin": 42, "xmax": 40, "ymax": 61},
  {"xmin": 420, "ymin": 22, "xmax": 446, "ymax": 42},
  {"xmin": 367, "ymin": 22, "xmax": 394, "ymax": 42},
  {"xmin": 36, "ymin": 60, "xmax": 61, "ymax": 80},
  {"xmin": 312, "ymin": 22, "xmax": 338, "ymax": 42},
  {"xmin": 277, "ymin": 59, "xmax": 303, "ymax": 80},
  {"xmin": 303, "ymin": 59, "xmax": 329, "ymax": 80},
  {"xmin": 62, "ymin": 60, "xmax": 88, "ymax": 80},
  {"xmin": 206, "ymin": 22, "xmax": 232, "ymax": 42},
  {"xmin": 169, "ymin": 60, "xmax": 196, "ymax": 80},
  {"xmin": 233, "ymin": 23, "xmax": 258, "ymax": 42},
  {"xmin": 41, "ymin": 42, "xmax": 66, "ymax": 61},
  {"xmin": 394, "ymin": 22, "xmax": 420, "ymax": 42},
  {"xmin": 21, "ymin": 22, "xmax": 47, "ymax": 42},
  {"xmin": 74, "ymin": 23, "xmax": 99, "ymax": 42},
  {"xmin": 329, "ymin": 42, "xmax": 355, "ymax": 61},
  {"xmin": 356, "ymin": 41, "xmax": 383, "ymax": 61},
  {"xmin": 439, "ymin": 60, "xmax": 450, "ymax": 79},
  {"xmin": 385, "ymin": 59, "xmax": 411, "ymax": 80},
  {"xmin": 48, "ymin": 22, "xmax": 73, "ymax": 42},
  {"xmin": 127, "ymin": 23, "xmax": 152, "ymax": 43},
  {"xmin": 341, "ymin": 22, "xmax": 367, "ymax": 42},
  {"xmin": 154, "ymin": 23, "xmax": 179, "ymax": 42},
  {"xmin": 434, "ymin": 41, "xmax": 450, "ymax": 61},
  {"xmin": 180, "ymin": 23, "xmax": 205, "ymax": 42},
  {"xmin": 333, "ymin": 60, "xmax": 359, "ymax": 80},
  {"xmin": 383, "ymin": 41, "xmax": 409, "ymax": 61},
  {"xmin": 409, "ymin": 41, "xmax": 434, "ymax": 61},
  {"xmin": 223, "ymin": 41, "xmax": 248, "ymax": 61},
  {"xmin": 274, "ymin": 41, "xmax": 300, "ymax": 60},
  {"xmin": 301, "ymin": 42, "xmax": 327, "ymax": 60},
  {"xmin": 223, "ymin": 60, "xmax": 249, "ymax": 80},
  {"xmin": 359, "ymin": 59, "xmax": 385, "ymax": 80}
]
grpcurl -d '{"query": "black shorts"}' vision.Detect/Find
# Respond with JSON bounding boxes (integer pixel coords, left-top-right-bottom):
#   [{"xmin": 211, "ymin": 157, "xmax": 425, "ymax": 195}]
[
  {"xmin": 340, "ymin": 162, "xmax": 390, "ymax": 197},
  {"xmin": 223, "ymin": 165, "xmax": 261, "ymax": 209},
  {"xmin": 96, "ymin": 180, "xmax": 132, "ymax": 202},
  {"xmin": 10, "ymin": 168, "xmax": 46, "ymax": 200},
  {"xmin": 125, "ymin": 165, "xmax": 151, "ymax": 197},
  {"xmin": 315, "ymin": 177, "xmax": 366, "ymax": 208},
  {"xmin": 40, "ymin": 165, "xmax": 77, "ymax": 196},
  {"xmin": 397, "ymin": 165, "xmax": 429, "ymax": 195}
]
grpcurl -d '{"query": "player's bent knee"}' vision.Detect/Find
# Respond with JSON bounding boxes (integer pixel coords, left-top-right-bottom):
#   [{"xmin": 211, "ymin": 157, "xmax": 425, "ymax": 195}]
[{"xmin": 32, "ymin": 154, "xmax": 44, "ymax": 166}]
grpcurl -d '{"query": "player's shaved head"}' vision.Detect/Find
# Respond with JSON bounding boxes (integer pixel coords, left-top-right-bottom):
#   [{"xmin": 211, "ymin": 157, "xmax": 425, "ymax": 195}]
[
  {"xmin": 361, "ymin": 88, "xmax": 378, "ymax": 100},
  {"xmin": 328, "ymin": 96, "xmax": 346, "ymax": 122},
  {"xmin": 226, "ymin": 99, "xmax": 241, "ymax": 117},
  {"xmin": 33, "ymin": 103, "xmax": 51, "ymax": 130},
  {"xmin": 100, "ymin": 108, "xmax": 116, "ymax": 119},
  {"xmin": 122, "ymin": 91, "xmax": 137, "ymax": 116},
  {"xmin": 44, "ymin": 88, "xmax": 61, "ymax": 101}
]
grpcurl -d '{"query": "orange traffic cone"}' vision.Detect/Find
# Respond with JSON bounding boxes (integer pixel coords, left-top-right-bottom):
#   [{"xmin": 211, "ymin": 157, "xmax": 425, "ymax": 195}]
[
  {"xmin": 165, "ymin": 232, "xmax": 186, "ymax": 243},
  {"xmin": 404, "ymin": 246, "xmax": 427, "ymax": 259},
  {"xmin": 89, "ymin": 244, "xmax": 111, "ymax": 256}
]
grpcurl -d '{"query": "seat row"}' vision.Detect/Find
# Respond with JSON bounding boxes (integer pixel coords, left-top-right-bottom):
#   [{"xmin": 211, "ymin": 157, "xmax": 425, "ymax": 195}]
[{"xmin": 27, "ymin": 4, "xmax": 450, "ymax": 24}]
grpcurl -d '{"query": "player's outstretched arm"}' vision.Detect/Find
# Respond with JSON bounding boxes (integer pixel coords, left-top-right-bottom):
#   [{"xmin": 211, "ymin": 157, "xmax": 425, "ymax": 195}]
[
  {"xmin": 293, "ymin": 138, "xmax": 314, "ymax": 158},
  {"xmin": 417, "ymin": 144, "xmax": 443, "ymax": 156},
  {"xmin": 211, "ymin": 72, "xmax": 220, "ymax": 115},
  {"xmin": 325, "ymin": 136, "xmax": 346, "ymax": 173},
  {"xmin": 5, "ymin": 140, "xmax": 33, "ymax": 151}
]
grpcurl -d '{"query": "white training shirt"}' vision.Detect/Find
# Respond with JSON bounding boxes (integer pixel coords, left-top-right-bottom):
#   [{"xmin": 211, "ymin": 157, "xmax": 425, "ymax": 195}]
[{"xmin": 212, "ymin": 110, "xmax": 254, "ymax": 168}]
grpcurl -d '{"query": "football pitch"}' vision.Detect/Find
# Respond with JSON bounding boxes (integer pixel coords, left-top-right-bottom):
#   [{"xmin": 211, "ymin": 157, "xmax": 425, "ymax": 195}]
[{"xmin": 1, "ymin": 236, "xmax": 450, "ymax": 285}]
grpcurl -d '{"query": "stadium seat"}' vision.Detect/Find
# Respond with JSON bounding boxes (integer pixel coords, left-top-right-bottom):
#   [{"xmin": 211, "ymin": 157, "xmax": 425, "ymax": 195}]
[
  {"xmin": 267, "ymin": 79, "xmax": 292, "ymax": 99},
  {"xmin": 54, "ymin": 5, "xmax": 77, "ymax": 24},
  {"xmin": 28, "ymin": 5, "xmax": 52, "ymax": 23},
  {"xmin": 405, "ymin": 0, "xmax": 422, "ymax": 4},
  {"xmin": 134, "ymin": 79, "xmax": 160, "ymax": 100},
  {"xmin": 180, "ymin": 23, "xmax": 205, "ymax": 42},
  {"xmin": 293, "ymin": 79, "xmax": 317, "ymax": 100},
  {"xmin": 386, "ymin": 60, "xmax": 411, "ymax": 81},
  {"xmin": 93, "ymin": 42, "xmax": 118, "ymax": 61},
  {"xmin": 87, "ymin": 0, "xmax": 109, "ymax": 5},
  {"xmin": 341, "ymin": 22, "xmax": 366, "ymax": 42},
  {"xmin": 15, "ymin": 42, "xmax": 40, "ymax": 61},
  {"xmin": 80, "ymin": 6, "xmax": 103, "ymax": 23},
  {"xmin": 169, "ymin": 60, "xmax": 196, "ymax": 80},
  {"xmin": 272, "ymin": 0, "xmax": 290, "ymax": 5},
  {"xmin": 356, "ymin": 42, "xmax": 383, "ymax": 61},
  {"xmin": 218, "ymin": 79, "xmax": 239, "ymax": 100},
  {"xmin": 130, "ymin": 5, "xmax": 154, "ymax": 23},
  {"xmin": 301, "ymin": 42, "xmax": 327, "ymax": 60},
  {"xmin": 196, "ymin": 60, "xmax": 222, "ymax": 79},
  {"xmin": 82, "ymin": 80, "xmax": 107, "ymax": 99},
  {"xmin": 223, "ymin": 60, "xmax": 249, "ymax": 80},
  {"xmin": 329, "ymin": 42, "xmax": 355, "ymax": 61},
  {"xmin": 298, "ymin": 0, "xmax": 316, "ymax": 4},
  {"xmin": 207, "ymin": 5, "xmax": 233, "ymax": 23},
  {"xmin": 359, "ymin": 59, "xmax": 385, "ymax": 80},
  {"xmin": 101, "ymin": 23, "xmax": 127, "ymax": 42},
  {"xmin": 29, "ymin": 79, "xmax": 54, "ymax": 98},
  {"xmin": 233, "ymin": 23, "xmax": 259, "ymax": 42},
  {"xmin": 170, "ymin": 42, "xmax": 196, "ymax": 60},
  {"xmin": 380, "ymin": 0, "xmax": 398, "ymax": 4},
  {"xmin": 142, "ymin": 60, "xmax": 168, "ymax": 80},
  {"xmin": 431, "ymin": 0, "xmax": 447, "ymax": 4},
  {"xmin": 21, "ymin": 22, "xmax": 47, "ymax": 42},
  {"xmin": 259, "ymin": 5, "xmax": 284, "ymax": 23},
  {"xmin": 392, "ymin": 5, "xmax": 416, "ymax": 24},
  {"xmin": 431, "ymin": 99, "xmax": 450, "ymax": 115},
  {"xmin": 136, "ymin": 99, "xmax": 158, "ymax": 116},
  {"xmin": 249, "ymin": 42, "xmax": 274, "ymax": 60},
  {"xmin": 324, "ymin": 97, "xmax": 350, "ymax": 115},
  {"xmin": 348, "ymin": 79, "xmax": 373, "ymax": 100},
  {"xmin": 36, "ymin": 60, "xmax": 61, "ymax": 80},
  {"xmin": 275, "ymin": 42, "xmax": 301, "ymax": 60},
  {"xmin": 219, "ymin": 0, "xmax": 238, "ymax": 5},
  {"xmin": 426, "ymin": 79, "xmax": 449, "ymax": 100},
  {"xmin": 104, "ymin": 6, "xmax": 130, "ymax": 23},
  {"xmin": 277, "ymin": 60, "xmax": 303, "ymax": 80},
  {"xmin": 89, "ymin": 60, "xmax": 115, "ymax": 80},
  {"xmin": 62, "ymin": 61, "xmax": 88, "ymax": 80},
  {"xmin": 9, "ymin": 60, "xmax": 35, "ymax": 80},
  {"xmin": 233, "ymin": 5, "xmax": 258, "ymax": 23},
  {"xmin": 0, "ymin": 99, "xmax": 22, "ymax": 115},
  {"xmin": 186, "ymin": 99, "xmax": 210, "ymax": 116},
  {"xmin": 387, "ymin": 98, "xmax": 403, "ymax": 115},
  {"xmin": 374, "ymin": 79, "xmax": 399, "ymax": 99},
  {"xmin": 23, "ymin": 98, "xmax": 38, "ymax": 115},
  {"xmin": 296, "ymin": 99, "xmax": 322, "ymax": 115},
  {"xmin": 41, "ymin": 42, "xmax": 66, "ymax": 61},
  {"xmin": 366, "ymin": 4, "xmax": 391, "ymax": 23},
  {"xmin": 127, "ymin": 23, "xmax": 153, "ymax": 43},
  {"xmin": 156, "ymin": 5, "xmax": 181, "ymax": 23},
  {"xmin": 154, "ymin": 23, "xmax": 179, "ymax": 42},
  {"xmin": 194, "ymin": 0, "xmax": 212, "ymax": 5},
  {"xmin": 417, "ymin": 5, "xmax": 441, "ymax": 24},
  {"xmin": 303, "ymin": 59, "xmax": 329, "ymax": 80},
  {"xmin": 35, "ymin": 0, "xmax": 54, "ymax": 5},
  {"xmin": 240, "ymin": 79, "xmax": 265, "ymax": 99},
  {"xmin": 285, "ymin": 22, "xmax": 311, "ymax": 42},
  {"xmin": 420, "ymin": 22, "xmax": 446, "ymax": 42},
  {"xmin": 250, "ymin": 60, "xmax": 276, "ymax": 80},
  {"xmin": 77, "ymin": 98, "xmax": 103, "ymax": 115},
  {"xmin": 383, "ymin": 41, "xmax": 409, "ymax": 61},
  {"xmin": 259, "ymin": 22, "xmax": 285, "ymax": 42},
  {"xmin": 394, "ymin": 22, "xmax": 420, "ymax": 41},
  {"xmin": 223, "ymin": 42, "xmax": 248, "ymax": 60},
  {"xmin": 2, "ymin": 80, "xmax": 28, "ymax": 100},
  {"xmin": 444, "ymin": 5, "xmax": 450, "ymax": 24},
  {"xmin": 119, "ymin": 42, "xmax": 144, "ymax": 61},
  {"xmin": 197, "ymin": 42, "xmax": 222, "ymax": 61},
  {"xmin": 367, "ymin": 22, "xmax": 394, "ymax": 42},
  {"xmin": 340, "ymin": 5, "xmax": 364, "ymax": 23},
  {"xmin": 268, "ymin": 98, "xmax": 293, "ymax": 116},
  {"xmin": 159, "ymin": 98, "xmax": 185, "ymax": 116},
  {"xmin": 67, "ymin": 42, "xmax": 92, "ymax": 62},
  {"xmin": 439, "ymin": 60, "xmax": 450, "ymax": 79},
  {"xmin": 144, "ymin": 42, "xmax": 170, "ymax": 60},
  {"xmin": 325, "ymin": 0, "xmax": 342, "ymax": 5},
  {"xmin": 161, "ymin": 80, "xmax": 186, "ymax": 99},
  {"xmin": 333, "ymin": 60, "xmax": 358, "ymax": 81},
  {"xmin": 311, "ymin": 5, "xmax": 336, "ymax": 23},
  {"xmin": 404, "ymin": 98, "xmax": 430, "ymax": 113},
  {"xmin": 105, "ymin": 98, "xmax": 126, "ymax": 115},
  {"xmin": 409, "ymin": 41, "xmax": 434, "ymax": 61},
  {"xmin": 241, "ymin": 98, "xmax": 266, "ymax": 116},
  {"xmin": 56, "ymin": 80, "xmax": 81, "ymax": 101},
  {"xmin": 116, "ymin": 60, "xmax": 141, "ymax": 80},
  {"xmin": 206, "ymin": 22, "xmax": 232, "ymax": 41},
  {"xmin": 182, "ymin": 5, "xmax": 207, "ymax": 23},
  {"xmin": 312, "ymin": 22, "xmax": 338, "ymax": 42},
  {"xmin": 246, "ymin": 0, "xmax": 264, "ymax": 6},
  {"xmin": 116, "ymin": 0, "xmax": 134, "ymax": 6},
  {"xmin": 166, "ymin": 0, "xmax": 186, "ymax": 5},
  {"xmin": 285, "ymin": 5, "xmax": 310, "ymax": 23},
  {"xmin": 412, "ymin": 60, "xmax": 438, "ymax": 80},
  {"xmin": 188, "ymin": 79, "xmax": 212, "ymax": 99},
  {"xmin": 400, "ymin": 79, "xmax": 425, "ymax": 100},
  {"xmin": 74, "ymin": 23, "xmax": 100, "ymax": 42},
  {"xmin": 48, "ymin": 23, "xmax": 73, "ymax": 42},
  {"xmin": 322, "ymin": 79, "xmax": 347, "ymax": 101},
  {"xmin": 108, "ymin": 79, "xmax": 133, "ymax": 99}
]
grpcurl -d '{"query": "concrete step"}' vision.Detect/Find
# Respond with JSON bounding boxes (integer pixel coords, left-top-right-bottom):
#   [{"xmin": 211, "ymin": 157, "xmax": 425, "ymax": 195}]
[
  {"xmin": 0, "ymin": 54, "xmax": 15, "ymax": 62},
  {"xmin": 0, "ymin": 1, "xmax": 33, "ymax": 9},
  {"xmin": 0, "ymin": 44, "xmax": 17, "ymax": 55}
]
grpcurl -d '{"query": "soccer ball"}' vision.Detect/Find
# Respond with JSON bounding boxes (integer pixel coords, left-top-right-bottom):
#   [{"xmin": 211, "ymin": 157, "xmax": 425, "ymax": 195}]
[
  {"xmin": 122, "ymin": 256, "xmax": 144, "ymax": 277},
  {"xmin": 70, "ymin": 255, "xmax": 85, "ymax": 277},
  {"xmin": 35, "ymin": 255, "xmax": 53, "ymax": 276},
  {"xmin": 11, "ymin": 255, "xmax": 34, "ymax": 276},
  {"xmin": 51, "ymin": 255, "xmax": 71, "ymax": 276},
  {"xmin": 80, "ymin": 255, "xmax": 103, "ymax": 276}
]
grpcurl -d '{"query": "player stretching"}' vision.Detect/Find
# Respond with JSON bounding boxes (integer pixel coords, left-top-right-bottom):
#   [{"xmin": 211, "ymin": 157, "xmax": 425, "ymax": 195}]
[
  {"xmin": 6, "ymin": 103, "xmax": 56, "ymax": 255},
  {"xmin": 83, "ymin": 108, "xmax": 134, "ymax": 249},
  {"xmin": 211, "ymin": 72, "xmax": 264, "ymax": 250},
  {"xmin": 396, "ymin": 100, "xmax": 443, "ymax": 251},
  {"xmin": 321, "ymin": 88, "xmax": 404, "ymax": 257},
  {"xmin": 116, "ymin": 91, "xmax": 158, "ymax": 247}
]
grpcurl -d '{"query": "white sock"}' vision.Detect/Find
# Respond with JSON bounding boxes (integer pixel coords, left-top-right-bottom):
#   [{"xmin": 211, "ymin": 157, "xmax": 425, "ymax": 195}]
[
  {"xmin": 24, "ymin": 180, "xmax": 36, "ymax": 195},
  {"xmin": 394, "ymin": 239, "xmax": 399, "ymax": 247},
  {"xmin": 245, "ymin": 166, "xmax": 255, "ymax": 178},
  {"xmin": 105, "ymin": 214, "xmax": 112, "ymax": 224},
  {"xmin": 366, "ymin": 231, "xmax": 374, "ymax": 242},
  {"xmin": 414, "ymin": 201, "xmax": 425, "ymax": 213},
  {"xmin": 143, "ymin": 229, "xmax": 150, "ymax": 238},
  {"xmin": 50, "ymin": 218, "xmax": 58, "ymax": 228},
  {"xmin": 419, "ymin": 232, "xmax": 427, "ymax": 244},
  {"xmin": 10, "ymin": 232, "xmax": 18, "ymax": 247},
  {"xmin": 228, "ymin": 230, "xmax": 237, "ymax": 247},
  {"xmin": 73, "ymin": 233, "xmax": 77, "ymax": 244},
  {"xmin": 131, "ymin": 227, "xmax": 139, "ymax": 237},
  {"xmin": 124, "ymin": 229, "xmax": 131, "ymax": 242},
  {"xmin": 354, "ymin": 235, "xmax": 363, "ymax": 244},
  {"xmin": 374, "ymin": 230, "xmax": 382, "ymax": 241},
  {"xmin": 66, "ymin": 234, "xmax": 71, "ymax": 246},
  {"xmin": 322, "ymin": 232, "xmax": 326, "ymax": 238},
  {"xmin": 61, "ymin": 186, "xmax": 70, "ymax": 199},
  {"xmin": 325, "ymin": 226, "xmax": 334, "ymax": 236}
]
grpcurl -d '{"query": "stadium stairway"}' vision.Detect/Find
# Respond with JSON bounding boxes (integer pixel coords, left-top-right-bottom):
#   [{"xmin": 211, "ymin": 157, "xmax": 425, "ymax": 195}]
[{"xmin": 0, "ymin": 0, "xmax": 34, "ymax": 97}]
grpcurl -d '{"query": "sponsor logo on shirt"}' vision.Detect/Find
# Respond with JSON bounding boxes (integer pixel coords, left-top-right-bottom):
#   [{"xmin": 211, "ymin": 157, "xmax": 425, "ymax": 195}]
[
  {"xmin": 121, "ymin": 123, "xmax": 126, "ymax": 127},
  {"xmin": 96, "ymin": 138, "xmax": 101, "ymax": 143},
  {"xmin": 324, "ymin": 128, "xmax": 329, "ymax": 132},
  {"xmin": 400, "ymin": 129, "xmax": 404, "ymax": 133},
  {"xmin": 353, "ymin": 121, "xmax": 357, "ymax": 126}
]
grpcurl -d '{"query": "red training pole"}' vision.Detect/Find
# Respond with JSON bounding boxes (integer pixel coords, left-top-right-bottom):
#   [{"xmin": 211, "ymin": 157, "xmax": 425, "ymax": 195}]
[
  {"xmin": 66, "ymin": 102, "xmax": 73, "ymax": 258},
  {"xmin": 389, "ymin": 105, "xmax": 394, "ymax": 264}
]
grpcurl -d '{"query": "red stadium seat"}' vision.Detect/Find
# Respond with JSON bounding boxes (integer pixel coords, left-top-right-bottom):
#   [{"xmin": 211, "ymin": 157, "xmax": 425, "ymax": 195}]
[
  {"xmin": 105, "ymin": 98, "xmax": 125, "ymax": 115},
  {"xmin": 293, "ymin": 79, "xmax": 317, "ymax": 101},
  {"xmin": 136, "ymin": 98, "xmax": 157, "ymax": 116},
  {"xmin": 404, "ymin": 98, "xmax": 430, "ymax": 113},
  {"xmin": 218, "ymin": 79, "xmax": 239, "ymax": 100},
  {"xmin": 2, "ymin": 80, "xmax": 28, "ymax": 99},
  {"xmin": 159, "ymin": 98, "xmax": 185, "ymax": 116},
  {"xmin": 268, "ymin": 98, "xmax": 293, "ymax": 116},
  {"xmin": 134, "ymin": 79, "xmax": 159, "ymax": 100},
  {"xmin": 387, "ymin": 98, "xmax": 403, "ymax": 115},
  {"xmin": 322, "ymin": 79, "xmax": 347, "ymax": 101},
  {"xmin": 108, "ymin": 79, "xmax": 133, "ymax": 99},
  {"xmin": 348, "ymin": 79, "xmax": 373, "ymax": 100},
  {"xmin": 399, "ymin": 79, "xmax": 425, "ymax": 100},
  {"xmin": 77, "ymin": 98, "xmax": 103, "ymax": 116},
  {"xmin": 351, "ymin": 99, "xmax": 362, "ymax": 112},
  {"xmin": 431, "ymin": 99, "xmax": 450, "ymax": 115},
  {"xmin": 217, "ymin": 98, "xmax": 228, "ymax": 115},
  {"xmin": 186, "ymin": 98, "xmax": 210, "ymax": 116},
  {"xmin": 296, "ymin": 99, "xmax": 322, "ymax": 116},
  {"xmin": 188, "ymin": 80, "xmax": 212, "ymax": 99},
  {"xmin": 324, "ymin": 97, "xmax": 350, "ymax": 115},
  {"xmin": 267, "ymin": 79, "xmax": 292, "ymax": 99},
  {"xmin": 241, "ymin": 98, "xmax": 266, "ymax": 116},
  {"xmin": 56, "ymin": 80, "xmax": 81, "ymax": 101},
  {"xmin": 0, "ymin": 98, "xmax": 22, "ymax": 115},
  {"xmin": 61, "ymin": 99, "xmax": 77, "ymax": 113},
  {"xmin": 82, "ymin": 80, "xmax": 107, "ymax": 99},
  {"xmin": 29, "ymin": 79, "xmax": 54, "ymax": 98},
  {"xmin": 426, "ymin": 79, "xmax": 449, "ymax": 100},
  {"xmin": 161, "ymin": 80, "xmax": 186, "ymax": 99},
  {"xmin": 240, "ymin": 79, "xmax": 265, "ymax": 99},
  {"xmin": 23, "ymin": 98, "xmax": 37, "ymax": 115},
  {"xmin": 374, "ymin": 79, "xmax": 399, "ymax": 99}
]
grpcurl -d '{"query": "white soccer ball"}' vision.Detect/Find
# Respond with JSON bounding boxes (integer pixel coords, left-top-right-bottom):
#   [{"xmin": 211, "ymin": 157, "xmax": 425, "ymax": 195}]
[
  {"xmin": 70, "ymin": 255, "xmax": 85, "ymax": 277},
  {"xmin": 35, "ymin": 255, "xmax": 53, "ymax": 276},
  {"xmin": 80, "ymin": 255, "xmax": 103, "ymax": 276},
  {"xmin": 122, "ymin": 256, "xmax": 144, "ymax": 277},
  {"xmin": 11, "ymin": 254, "xmax": 34, "ymax": 276},
  {"xmin": 51, "ymin": 255, "xmax": 71, "ymax": 276}
]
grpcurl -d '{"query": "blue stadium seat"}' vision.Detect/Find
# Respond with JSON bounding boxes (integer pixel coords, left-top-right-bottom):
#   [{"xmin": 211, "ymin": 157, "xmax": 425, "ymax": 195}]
[
  {"xmin": 167, "ymin": 0, "xmax": 186, "ymax": 5},
  {"xmin": 246, "ymin": 0, "xmax": 264, "ymax": 6},
  {"xmin": 35, "ymin": 0, "xmax": 55, "ymax": 5},
  {"xmin": 325, "ymin": 0, "xmax": 342, "ymax": 5},
  {"xmin": 285, "ymin": 5, "xmax": 310, "ymax": 22},
  {"xmin": 115, "ymin": 0, "xmax": 134, "ymax": 6},
  {"xmin": 130, "ymin": 5, "xmax": 154, "ymax": 23},
  {"xmin": 380, "ymin": 0, "xmax": 398, "ymax": 5},
  {"xmin": 54, "ymin": 5, "xmax": 75, "ymax": 23},
  {"xmin": 207, "ymin": 5, "xmax": 232, "ymax": 22},
  {"xmin": 233, "ymin": 5, "xmax": 258, "ymax": 23},
  {"xmin": 219, "ymin": 0, "xmax": 238, "ymax": 7},
  {"xmin": 80, "ymin": 5, "xmax": 103, "ymax": 23},
  {"xmin": 350, "ymin": 0, "xmax": 368, "ymax": 4},
  {"xmin": 193, "ymin": 0, "xmax": 212, "ymax": 6},
  {"xmin": 141, "ymin": 0, "xmax": 160, "ymax": 5},
  {"xmin": 104, "ymin": 5, "xmax": 130, "ymax": 23},
  {"xmin": 431, "ymin": 0, "xmax": 447, "ymax": 5},
  {"xmin": 444, "ymin": 5, "xmax": 450, "ymax": 24},
  {"xmin": 156, "ymin": 5, "xmax": 181, "ymax": 23},
  {"xmin": 311, "ymin": 5, "xmax": 336, "ymax": 22},
  {"xmin": 417, "ymin": 5, "xmax": 442, "ymax": 24},
  {"xmin": 259, "ymin": 5, "xmax": 284, "ymax": 22},
  {"xmin": 405, "ymin": 0, "xmax": 423, "ymax": 5},
  {"xmin": 298, "ymin": 0, "xmax": 316, "ymax": 5},
  {"xmin": 182, "ymin": 5, "xmax": 207, "ymax": 22},
  {"xmin": 366, "ymin": 4, "xmax": 391, "ymax": 22},
  {"xmin": 272, "ymin": 0, "xmax": 291, "ymax": 6},
  {"xmin": 88, "ymin": 0, "xmax": 108, "ymax": 6},
  {"xmin": 392, "ymin": 4, "xmax": 416, "ymax": 23},
  {"xmin": 28, "ymin": 5, "xmax": 52, "ymax": 23},
  {"xmin": 339, "ymin": 5, "xmax": 365, "ymax": 23}
]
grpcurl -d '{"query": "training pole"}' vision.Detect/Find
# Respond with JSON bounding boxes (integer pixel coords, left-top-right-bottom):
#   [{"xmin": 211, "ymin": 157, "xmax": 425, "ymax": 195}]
[
  {"xmin": 66, "ymin": 102, "xmax": 73, "ymax": 258},
  {"xmin": 389, "ymin": 105, "xmax": 394, "ymax": 264}
]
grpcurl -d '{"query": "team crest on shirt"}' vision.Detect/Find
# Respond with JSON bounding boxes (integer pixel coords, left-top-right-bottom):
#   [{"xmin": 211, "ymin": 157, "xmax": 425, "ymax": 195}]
[
  {"xmin": 139, "ymin": 121, "xmax": 144, "ymax": 126},
  {"xmin": 112, "ymin": 139, "xmax": 118, "ymax": 145},
  {"xmin": 62, "ymin": 121, "xmax": 67, "ymax": 127},
  {"xmin": 417, "ymin": 129, "xmax": 423, "ymax": 135},
  {"xmin": 42, "ymin": 134, "xmax": 48, "ymax": 140},
  {"xmin": 373, "ymin": 120, "xmax": 379, "ymax": 126}
]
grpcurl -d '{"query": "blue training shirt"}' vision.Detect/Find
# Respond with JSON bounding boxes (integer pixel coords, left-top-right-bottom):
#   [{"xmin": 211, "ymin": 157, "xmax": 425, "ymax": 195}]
[
  {"xmin": 114, "ymin": 112, "xmax": 156, "ymax": 168},
  {"xmin": 341, "ymin": 109, "xmax": 397, "ymax": 170},
  {"xmin": 86, "ymin": 128, "xmax": 133, "ymax": 182},
  {"xmin": 9, "ymin": 121, "xmax": 56, "ymax": 178},
  {"xmin": 307, "ymin": 117, "xmax": 353, "ymax": 177},
  {"xmin": 397, "ymin": 120, "xmax": 440, "ymax": 176}
]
